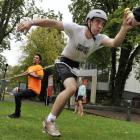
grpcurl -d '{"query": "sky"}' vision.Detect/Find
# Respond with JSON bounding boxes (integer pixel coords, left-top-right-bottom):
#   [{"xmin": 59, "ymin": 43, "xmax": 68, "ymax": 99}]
[{"xmin": 2, "ymin": 0, "xmax": 72, "ymax": 66}]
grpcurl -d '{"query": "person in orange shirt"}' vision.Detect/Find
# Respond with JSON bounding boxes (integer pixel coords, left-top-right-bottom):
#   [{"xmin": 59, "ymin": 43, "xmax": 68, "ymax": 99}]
[{"xmin": 8, "ymin": 54, "xmax": 44, "ymax": 118}]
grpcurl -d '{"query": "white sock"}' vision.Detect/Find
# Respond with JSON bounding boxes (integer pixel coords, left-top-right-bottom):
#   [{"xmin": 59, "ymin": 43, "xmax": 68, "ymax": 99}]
[{"xmin": 46, "ymin": 113, "xmax": 56, "ymax": 122}]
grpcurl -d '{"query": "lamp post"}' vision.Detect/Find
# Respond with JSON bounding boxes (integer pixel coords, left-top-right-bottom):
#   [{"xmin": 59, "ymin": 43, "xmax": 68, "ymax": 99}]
[{"xmin": 3, "ymin": 63, "xmax": 8, "ymax": 78}]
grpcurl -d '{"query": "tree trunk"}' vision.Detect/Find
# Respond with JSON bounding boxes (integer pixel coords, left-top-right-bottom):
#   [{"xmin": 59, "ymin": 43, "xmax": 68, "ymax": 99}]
[
  {"xmin": 112, "ymin": 44, "xmax": 140, "ymax": 105},
  {"xmin": 109, "ymin": 48, "xmax": 116, "ymax": 96},
  {"xmin": 112, "ymin": 44, "xmax": 132, "ymax": 105}
]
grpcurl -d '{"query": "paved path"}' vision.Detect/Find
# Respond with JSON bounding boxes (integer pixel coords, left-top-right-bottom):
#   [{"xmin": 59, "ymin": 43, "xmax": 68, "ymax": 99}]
[
  {"xmin": 70, "ymin": 104, "xmax": 140, "ymax": 123},
  {"xmin": 84, "ymin": 108, "xmax": 140, "ymax": 123}
]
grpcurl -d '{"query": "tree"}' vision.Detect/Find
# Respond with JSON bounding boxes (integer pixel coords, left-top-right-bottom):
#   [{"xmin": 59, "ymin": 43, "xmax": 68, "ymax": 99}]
[
  {"xmin": 9, "ymin": 11, "xmax": 65, "ymax": 100},
  {"xmin": 0, "ymin": 54, "xmax": 6, "ymax": 73},
  {"xmin": 0, "ymin": 0, "xmax": 24, "ymax": 72},
  {"xmin": 69, "ymin": 0, "xmax": 140, "ymax": 105},
  {"xmin": 108, "ymin": 9, "xmax": 140, "ymax": 105},
  {"xmin": 6, "ymin": 65, "xmax": 25, "ymax": 89},
  {"xmin": 0, "ymin": 0, "xmax": 54, "ymax": 74},
  {"xmin": 19, "ymin": 11, "xmax": 65, "ymax": 68},
  {"xmin": 0, "ymin": 0, "xmax": 50, "ymax": 64}
]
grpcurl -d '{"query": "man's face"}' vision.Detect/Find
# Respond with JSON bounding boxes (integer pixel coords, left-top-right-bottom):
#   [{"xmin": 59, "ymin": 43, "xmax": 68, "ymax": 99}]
[
  {"xmin": 88, "ymin": 17, "xmax": 106, "ymax": 35},
  {"xmin": 33, "ymin": 55, "xmax": 40, "ymax": 64}
]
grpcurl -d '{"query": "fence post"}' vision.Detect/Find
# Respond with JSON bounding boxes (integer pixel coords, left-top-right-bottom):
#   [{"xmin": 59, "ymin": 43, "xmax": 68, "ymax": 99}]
[{"xmin": 126, "ymin": 99, "xmax": 132, "ymax": 121}]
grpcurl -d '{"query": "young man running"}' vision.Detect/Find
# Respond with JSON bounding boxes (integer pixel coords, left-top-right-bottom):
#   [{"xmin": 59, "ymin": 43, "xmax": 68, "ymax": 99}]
[{"xmin": 16, "ymin": 9, "xmax": 135, "ymax": 136}]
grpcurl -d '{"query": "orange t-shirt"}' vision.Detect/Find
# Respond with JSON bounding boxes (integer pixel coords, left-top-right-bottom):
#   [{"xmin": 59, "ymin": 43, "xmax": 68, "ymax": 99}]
[{"xmin": 27, "ymin": 65, "xmax": 44, "ymax": 95}]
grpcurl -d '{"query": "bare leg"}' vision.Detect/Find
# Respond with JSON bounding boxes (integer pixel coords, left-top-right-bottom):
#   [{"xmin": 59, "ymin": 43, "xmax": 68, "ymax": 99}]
[
  {"xmin": 78, "ymin": 100, "xmax": 84, "ymax": 116},
  {"xmin": 51, "ymin": 77, "xmax": 77, "ymax": 117},
  {"xmin": 74, "ymin": 101, "xmax": 78, "ymax": 113},
  {"xmin": 43, "ymin": 78, "xmax": 77, "ymax": 137}
]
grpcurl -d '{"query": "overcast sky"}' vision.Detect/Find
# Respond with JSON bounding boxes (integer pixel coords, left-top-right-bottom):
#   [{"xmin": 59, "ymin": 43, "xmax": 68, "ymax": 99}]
[{"xmin": 2, "ymin": 0, "xmax": 72, "ymax": 66}]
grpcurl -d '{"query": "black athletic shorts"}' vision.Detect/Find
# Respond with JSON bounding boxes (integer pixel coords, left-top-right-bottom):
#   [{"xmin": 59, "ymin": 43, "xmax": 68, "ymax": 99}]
[{"xmin": 55, "ymin": 56, "xmax": 79, "ymax": 90}]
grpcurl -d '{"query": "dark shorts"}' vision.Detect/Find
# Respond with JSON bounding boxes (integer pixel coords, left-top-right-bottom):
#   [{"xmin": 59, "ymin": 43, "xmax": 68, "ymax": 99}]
[
  {"xmin": 77, "ymin": 95, "xmax": 84, "ymax": 101},
  {"xmin": 55, "ymin": 56, "xmax": 79, "ymax": 91}
]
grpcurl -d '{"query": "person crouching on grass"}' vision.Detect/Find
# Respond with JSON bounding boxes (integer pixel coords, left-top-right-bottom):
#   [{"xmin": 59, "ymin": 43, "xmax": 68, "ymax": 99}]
[{"xmin": 8, "ymin": 54, "xmax": 44, "ymax": 118}]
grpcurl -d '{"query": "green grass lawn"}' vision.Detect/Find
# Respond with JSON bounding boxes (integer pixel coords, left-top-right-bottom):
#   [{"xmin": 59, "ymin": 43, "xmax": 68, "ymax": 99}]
[{"xmin": 0, "ymin": 98, "xmax": 140, "ymax": 140}]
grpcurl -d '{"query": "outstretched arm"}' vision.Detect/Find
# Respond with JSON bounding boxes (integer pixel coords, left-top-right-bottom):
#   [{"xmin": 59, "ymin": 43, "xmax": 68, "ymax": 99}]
[
  {"xmin": 101, "ymin": 9, "xmax": 134, "ymax": 48},
  {"xmin": 16, "ymin": 19, "xmax": 64, "ymax": 33}
]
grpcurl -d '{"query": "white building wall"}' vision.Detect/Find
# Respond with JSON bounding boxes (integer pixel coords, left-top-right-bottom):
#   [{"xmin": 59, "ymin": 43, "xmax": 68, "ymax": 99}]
[{"xmin": 125, "ymin": 68, "xmax": 140, "ymax": 93}]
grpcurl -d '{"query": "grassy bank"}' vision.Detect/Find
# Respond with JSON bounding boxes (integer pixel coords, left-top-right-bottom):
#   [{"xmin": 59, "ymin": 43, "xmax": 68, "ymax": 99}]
[{"xmin": 0, "ymin": 99, "xmax": 140, "ymax": 140}]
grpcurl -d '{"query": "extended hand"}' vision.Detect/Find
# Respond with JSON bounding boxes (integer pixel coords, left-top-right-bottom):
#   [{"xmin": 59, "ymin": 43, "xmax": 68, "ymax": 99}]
[
  {"xmin": 123, "ymin": 8, "xmax": 134, "ymax": 30},
  {"xmin": 16, "ymin": 21, "xmax": 33, "ymax": 34},
  {"xmin": 123, "ymin": 8, "xmax": 140, "ymax": 28}
]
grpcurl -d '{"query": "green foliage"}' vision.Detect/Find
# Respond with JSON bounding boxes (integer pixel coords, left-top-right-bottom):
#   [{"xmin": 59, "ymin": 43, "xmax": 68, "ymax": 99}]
[
  {"xmin": 5, "ymin": 10, "xmax": 65, "ymax": 92},
  {"xmin": 20, "ymin": 27, "xmax": 65, "ymax": 68},
  {"xmin": 0, "ymin": 54, "xmax": 6, "ymax": 74},
  {"xmin": 0, "ymin": 0, "xmax": 24, "ymax": 46},
  {"xmin": 0, "ymin": 0, "xmax": 52, "ymax": 75},
  {"xmin": 7, "ymin": 65, "xmax": 27, "ymax": 89},
  {"xmin": 0, "ymin": 0, "xmax": 52, "ymax": 63},
  {"xmin": 69, "ymin": 0, "xmax": 91, "ymax": 24},
  {"xmin": 15, "ymin": 11, "xmax": 65, "ymax": 69},
  {"xmin": 87, "ymin": 47, "xmax": 111, "ymax": 69},
  {"xmin": 105, "ymin": 8, "xmax": 123, "ymax": 37}
]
